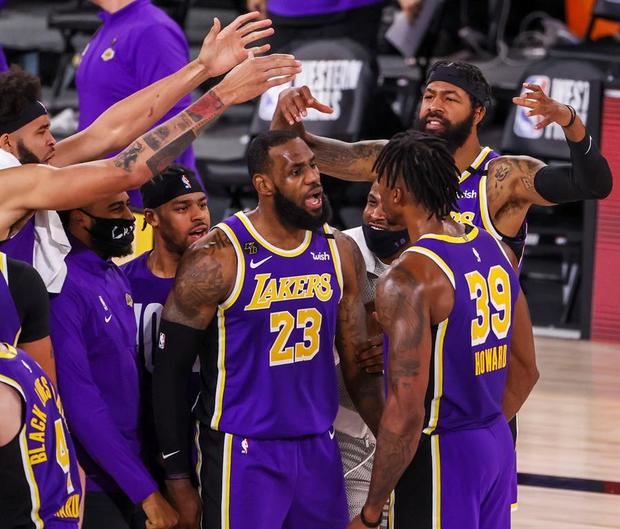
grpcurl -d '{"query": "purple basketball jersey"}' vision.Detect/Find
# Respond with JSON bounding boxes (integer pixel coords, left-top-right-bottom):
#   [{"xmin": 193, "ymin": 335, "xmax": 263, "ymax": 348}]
[
  {"xmin": 0, "ymin": 345, "xmax": 81, "ymax": 527},
  {"xmin": 407, "ymin": 226, "xmax": 520, "ymax": 434},
  {"xmin": 0, "ymin": 217, "xmax": 36, "ymax": 265},
  {"xmin": 0, "ymin": 252, "xmax": 21, "ymax": 346},
  {"xmin": 453, "ymin": 147, "xmax": 527, "ymax": 261},
  {"xmin": 196, "ymin": 212, "xmax": 343, "ymax": 439}
]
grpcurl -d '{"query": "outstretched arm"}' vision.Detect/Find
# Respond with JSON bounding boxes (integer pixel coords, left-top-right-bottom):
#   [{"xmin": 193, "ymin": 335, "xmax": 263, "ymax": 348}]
[
  {"xmin": 351, "ymin": 262, "xmax": 432, "ymax": 528},
  {"xmin": 270, "ymin": 85, "xmax": 385, "ymax": 182},
  {"xmin": 334, "ymin": 231, "xmax": 385, "ymax": 436},
  {"xmin": 496, "ymin": 83, "xmax": 613, "ymax": 206},
  {"xmin": 153, "ymin": 229, "xmax": 236, "ymax": 529},
  {"xmin": 0, "ymin": 54, "xmax": 300, "ymax": 235},
  {"xmin": 54, "ymin": 12, "xmax": 275, "ymax": 166}
]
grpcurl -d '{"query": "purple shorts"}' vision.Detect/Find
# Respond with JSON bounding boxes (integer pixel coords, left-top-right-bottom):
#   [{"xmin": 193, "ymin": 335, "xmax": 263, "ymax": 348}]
[
  {"xmin": 196, "ymin": 423, "xmax": 349, "ymax": 529},
  {"xmin": 391, "ymin": 417, "xmax": 513, "ymax": 529}
]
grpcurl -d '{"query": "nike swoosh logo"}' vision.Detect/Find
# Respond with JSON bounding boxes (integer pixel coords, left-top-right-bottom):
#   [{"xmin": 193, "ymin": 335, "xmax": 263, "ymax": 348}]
[
  {"xmin": 250, "ymin": 256, "xmax": 273, "ymax": 269},
  {"xmin": 162, "ymin": 450, "xmax": 180, "ymax": 460},
  {"xmin": 104, "ymin": 315, "xmax": 112, "ymax": 323},
  {"xmin": 328, "ymin": 427, "xmax": 335, "ymax": 440}
]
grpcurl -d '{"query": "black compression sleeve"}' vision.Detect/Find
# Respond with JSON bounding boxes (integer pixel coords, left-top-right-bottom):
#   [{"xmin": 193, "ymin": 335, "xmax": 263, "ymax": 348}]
[
  {"xmin": 152, "ymin": 318, "xmax": 203, "ymax": 478},
  {"xmin": 534, "ymin": 132, "xmax": 613, "ymax": 204},
  {"xmin": 7, "ymin": 258, "xmax": 50, "ymax": 343}
]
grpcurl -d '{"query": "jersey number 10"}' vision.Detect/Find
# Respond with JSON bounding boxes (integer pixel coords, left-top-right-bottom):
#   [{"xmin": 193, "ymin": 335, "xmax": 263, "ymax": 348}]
[{"xmin": 465, "ymin": 265, "xmax": 511, "ymax": 347}]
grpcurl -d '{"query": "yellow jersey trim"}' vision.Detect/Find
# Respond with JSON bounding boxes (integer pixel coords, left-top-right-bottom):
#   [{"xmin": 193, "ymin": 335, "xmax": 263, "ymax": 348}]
[
  {"xmin": 459, "ymin": 146, "xmax": 492, "ymax": 184},
  {"xmin": 0, "ymin": 251, "xmax": 8, "ymax": 283},
  {"xmin": 511, "ymin": 502, "xmax": 519, "ymax": 512},
  {"xmin": 418, "ymin": 226, "xmax": 480, "ymax": 245},
  {"xmin": 478, "ymin": 175, "xmax": 503, "ymax": 240},
  {"xmin": 0, "ymin": 372, "xmax": 44, "ymax": 529},
  {"xmin": 210, "ymin": 308, "xmax": 227, "ymax": 431},
  {"xmin": 431, "ymin": 434, "xmax": 442, "ymax": 529},
  {"xmin": 215, "ymin": 224, "xmax": 246, "ymax": 311},
  {"xmin": 235, "ymin": 211, "xmax": 312, "ymax": 257},
  {"xmin": 323, "ymin": 225, "xmax": 344, "ymax": 302},
  {"xmin": 194, "ymin": 420, "xmax": 203, "ymax": 499},
  {"xmin": 405, "ymin": 247, "xmax": 456, "ymax": 290},
  {"xmin": 423, "ymin": 319, "xmax": 448, "ymax": 435},
  {"xmin": 221, "ymin": 433, "xmax": 233, "ymax": 529}
]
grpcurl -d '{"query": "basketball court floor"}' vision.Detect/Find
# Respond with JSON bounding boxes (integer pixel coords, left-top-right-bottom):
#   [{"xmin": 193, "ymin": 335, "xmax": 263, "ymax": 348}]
[{"xmin": 512, "ymin": 337, "xmax": 620, "ymax": 528}]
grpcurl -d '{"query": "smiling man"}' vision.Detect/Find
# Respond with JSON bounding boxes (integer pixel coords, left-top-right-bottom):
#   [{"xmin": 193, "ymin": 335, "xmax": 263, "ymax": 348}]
[{"xmin": 121, "ymin": 164, "xmax": 210, "ymax": 485}]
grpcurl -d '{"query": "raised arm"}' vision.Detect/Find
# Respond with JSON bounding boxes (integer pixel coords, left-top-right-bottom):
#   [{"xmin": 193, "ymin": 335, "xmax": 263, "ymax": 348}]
[
  {"xmin": 352, "ymin": 261, "xmax": 433, "ymax": 528},
  {"xmin": 270, "ymin": 85, "xmax": 385, "ymax": 182},
  {"xmin": 486, "ymin": 83, "xmax": 613, "ymax": 234},
  {"xmin": 152, "ymin": 229, "xmax": 236, "ymax": 529},
  {"xmin": 0, "ymin": 54, "xmax": 301, "ymax": 237},
  {"xmin": 334, "ymin": 230, "xmax": 384, "ymax": 436},
  {"xmin": 53, "ymin": 12, "xmax": 275, "ymax": 166}
]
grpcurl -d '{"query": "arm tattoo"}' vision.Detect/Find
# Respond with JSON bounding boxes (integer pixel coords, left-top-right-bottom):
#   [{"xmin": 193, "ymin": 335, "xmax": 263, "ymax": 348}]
[
  {"xmin": 146, "ymin": 129, "xmax": 195, "ymax": 175},
  {"xmin": 163, "ymin": 230, "xmax": 233, "ymax": 328},
  {"xmin": 186, "ymin": 90, "xmax": 225, "ymax": 124},
  {"xmin": 143, "ymin": 126, "xmax": 171, "ymax": 151},
  {"xmin": 310, "ymin": 138, "xmax": 386, "ymax": 180},
  {"xmin": 336, "ymin": 233, "xmax": 384, "ymax": 434},
  {"xmin": 114, "ymin": 141, "xmax": 145, "ymax": 171}
]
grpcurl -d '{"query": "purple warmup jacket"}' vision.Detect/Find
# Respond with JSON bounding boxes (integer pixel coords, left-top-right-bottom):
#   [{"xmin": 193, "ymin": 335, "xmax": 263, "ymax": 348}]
[
  {"xmin": 75, "ymin": 0, "xmax": 196, "ymax": 207},
  {"xmin": 49, "ymin": 237, "xmax": 157, "ymax": 503},
  {"xmin": 268, "ymin": 0, "xmax": 384, "ymax": 17}
]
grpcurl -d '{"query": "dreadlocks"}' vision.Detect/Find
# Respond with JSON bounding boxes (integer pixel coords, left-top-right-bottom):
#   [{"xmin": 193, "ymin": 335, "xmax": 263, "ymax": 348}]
[{"xmin": 373, "ymin": 130, "xmax": 460, "ymax": 219}]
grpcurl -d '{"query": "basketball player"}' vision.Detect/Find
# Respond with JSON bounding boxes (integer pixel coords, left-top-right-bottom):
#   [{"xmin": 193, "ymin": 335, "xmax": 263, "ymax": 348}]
[
  {"xmin": 152, "ymin": 130, "xmax": 385, "ymax": 529},
  {"xmin": 336, "ymin": 181, "xmax": 409, "ymax": 526},
  {"xmin": 122, "ymin": 165, "xmax": 209, "ymax": 482},
  {"xmin": 0, "ymin": 12, "xmax": 298, "ymax": 260},
  {"xmin": 0, "ymin": 342, "xmax": 81, "ymax": 529},
  {"xmin": 346, "ymin": 131, "xmax": 536, "ymax": 529},
  {"xmin": 271, "ymin": 60, "xmax": 612, "ymax": 263}
]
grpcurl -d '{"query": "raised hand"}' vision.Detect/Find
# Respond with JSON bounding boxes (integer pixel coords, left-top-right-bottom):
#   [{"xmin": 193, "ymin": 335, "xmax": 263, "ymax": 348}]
[
  {"xmin": 198, "ymin": 12, "xmax": 274, "ymax": 77},
  {"xmin": 213, "ymin": 53, "xmax": 302, "ymax": 106},
  {"xmin": 512, "ymin": 83, "xmax": 575, "ymax": 130},
  {"xmin": 275, "ymin": 85, "xmax": 334, "ymax": 125}
]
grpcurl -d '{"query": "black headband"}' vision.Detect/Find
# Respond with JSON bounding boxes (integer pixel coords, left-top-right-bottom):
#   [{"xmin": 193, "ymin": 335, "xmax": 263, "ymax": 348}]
[
  {"xmin": 426, "ymin": 65, "xmax": 489, "ymax": 107},
  {"xmin": 0, "ymin": 100, "xmax": 48, "ymax": 135},
  {"xmin": 141, "ymin": 166, "xmax": 204, "ymax": 209}
]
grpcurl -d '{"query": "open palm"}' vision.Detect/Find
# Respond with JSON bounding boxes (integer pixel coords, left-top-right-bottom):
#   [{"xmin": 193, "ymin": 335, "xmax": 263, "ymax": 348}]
[{"xmin": 198, "ymin": 12, "xmax": 274, "ymax": 77}]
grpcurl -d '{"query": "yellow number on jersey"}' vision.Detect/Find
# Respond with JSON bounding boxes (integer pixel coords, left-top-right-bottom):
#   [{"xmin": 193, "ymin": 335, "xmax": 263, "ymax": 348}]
[
  {"xmin": 54, "ymin": 418, "xmax": 75, "ymax": 494},
  {"xmin": 269, "ymin": 308, "xmax": 322, "ymax": 366},
  {"xmin": 465, "ymin": 265, "xmax": 512, "ymax": 347}
]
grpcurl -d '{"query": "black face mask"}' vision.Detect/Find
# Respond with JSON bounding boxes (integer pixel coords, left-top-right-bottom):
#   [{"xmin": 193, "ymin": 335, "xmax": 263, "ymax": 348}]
[
  {"xmin": 362, "ymin": 224, "xmax": 409, "ymax": 260},
  {"xmin": 80, "ymin": 210, "xmax": 135, "ymax": 258}
]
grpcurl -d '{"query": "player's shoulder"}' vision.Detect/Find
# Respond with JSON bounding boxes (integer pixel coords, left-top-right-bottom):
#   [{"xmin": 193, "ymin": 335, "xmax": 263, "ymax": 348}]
[{"xmin": 487, "ymin": 154, "xmax": 546, "ymax": 181}]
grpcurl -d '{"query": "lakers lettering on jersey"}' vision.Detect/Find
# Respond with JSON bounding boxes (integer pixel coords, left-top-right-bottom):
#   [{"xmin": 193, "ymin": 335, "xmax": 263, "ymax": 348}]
[
  {"xmin": 405, "ymin": 226, "xmax": 520, "ymax": 434},
  {"xmin": 195, "ymin": 212, "xmax": 343, "ymax": 439},
  {"xmin": 0, "ymin": 344, "xmax": 81, "ymax": 527}
]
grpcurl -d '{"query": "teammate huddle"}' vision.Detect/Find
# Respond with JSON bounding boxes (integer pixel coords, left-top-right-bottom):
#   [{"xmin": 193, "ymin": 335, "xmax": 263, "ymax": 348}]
[{"xmin": 0, "ymin": 11, "xmax": 613, "ymax": 529}]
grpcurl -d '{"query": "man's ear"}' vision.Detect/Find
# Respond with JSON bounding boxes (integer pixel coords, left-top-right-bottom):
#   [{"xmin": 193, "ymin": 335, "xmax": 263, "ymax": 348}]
[
  {"xmin": 144, "ymin": 208, "xmax": 158, "ymax": 228},
  {"xmin": 253, "ymin": 173, "xmax": 274, "ymax": 197}
]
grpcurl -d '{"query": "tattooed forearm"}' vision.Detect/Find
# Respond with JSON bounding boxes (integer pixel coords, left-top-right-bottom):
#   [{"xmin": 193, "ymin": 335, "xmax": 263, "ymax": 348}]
[
  {"xmin": 146, "ymin": 129, "xmax": 196, "ymax": 175},
  {"xmin": 366, "ymin": 416, "xmax": 422, "ymax": 510},
  {"xmin": 114, "ymin": 141, "xmax": 145, "ymax": 171},
  {"xmin": 308, "ymin": 136, "xmax": 386, "ymax": 181},
  {"xmin": 143, "ymin": 126, "xmax": 171, "ymax": 151},
  {"xmin": 186, "ymin": 90, "xmax": 225, "ymax": 124}
]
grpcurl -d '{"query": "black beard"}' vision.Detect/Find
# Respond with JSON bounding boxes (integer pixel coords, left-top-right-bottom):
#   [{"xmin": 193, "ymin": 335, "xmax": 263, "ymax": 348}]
[
  {"xmin": 414, "ymin": 110, "xmax": 476, "ymax": 153},
  {"xmin": 91, "ymin": 238, "xmax": 133, "ymax": 259},
  {"xmin": 17, "ymin": 139, "xmax": 41, "ymax": 164},
  {"xmin": 273, "ymin": 188, "xmax": 332, "ymax": 231}
]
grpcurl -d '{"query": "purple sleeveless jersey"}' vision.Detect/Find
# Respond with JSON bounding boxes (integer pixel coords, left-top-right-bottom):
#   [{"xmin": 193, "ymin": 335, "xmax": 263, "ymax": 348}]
[
  {"xmin": 0, "ymin": 252, "xmax": 21, "ymax": 346},
  {"xmin": 0, "ymin": 345, "xmax": 82, "ymax": 527},
  {"xmin": 407, "ymin": 226, "xmax": 520, "ymax": 434},
  {"xmin": 0, "ymin": 217, "xmax": 36, "ymax": 265},
  {"xmin": 453, "ymin": 147, "xmax": 527, "ymax": 262},
  {"xmin": 195, "ymin": 212, "xmax": 343, "ymax": 439}
]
